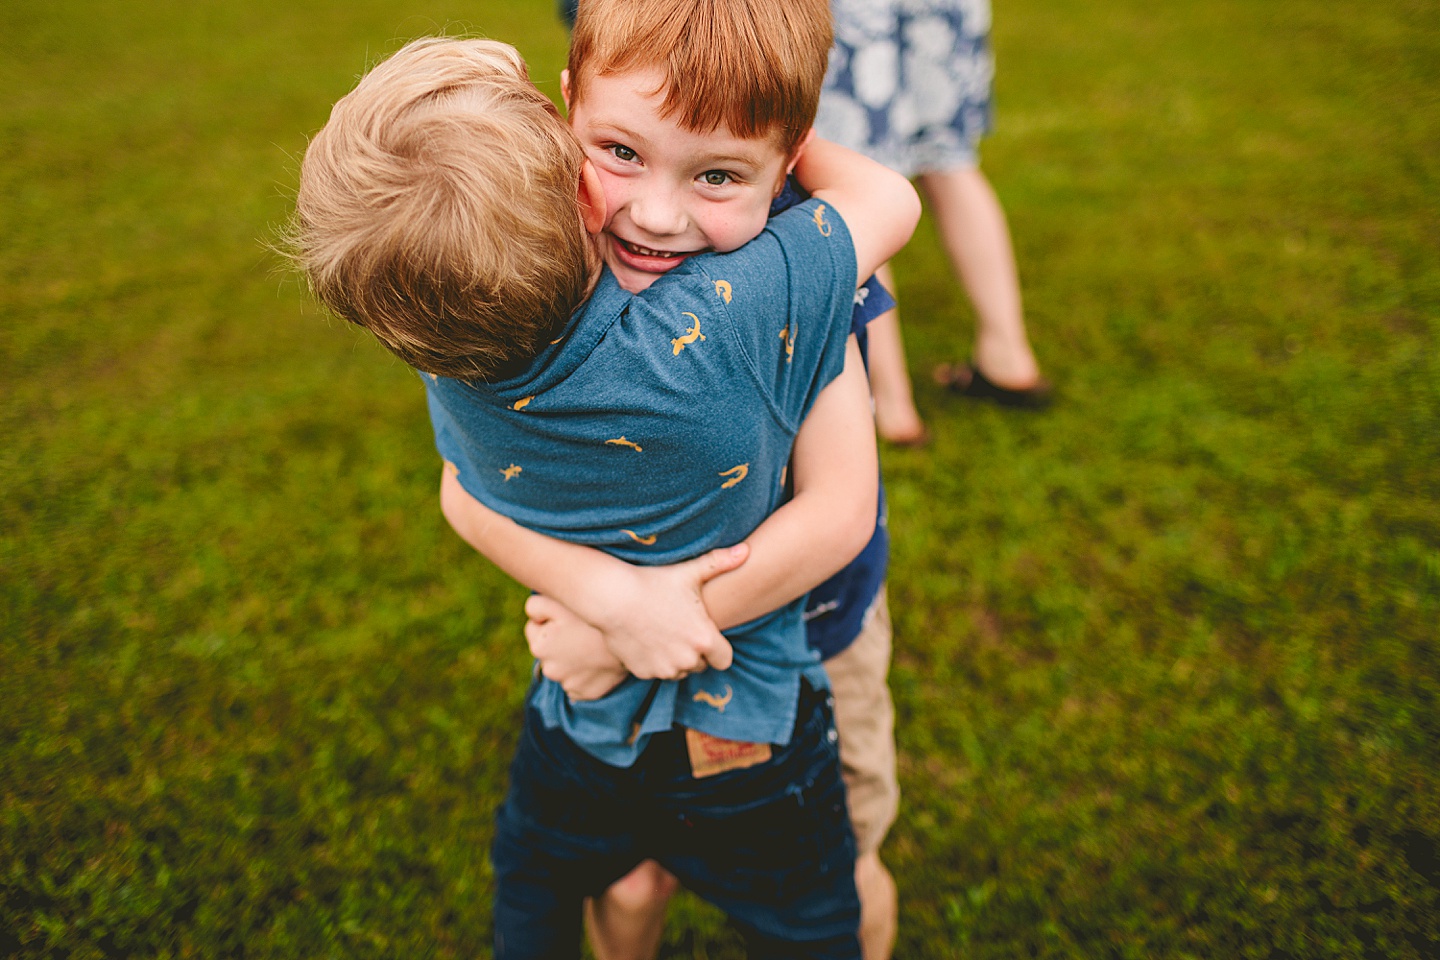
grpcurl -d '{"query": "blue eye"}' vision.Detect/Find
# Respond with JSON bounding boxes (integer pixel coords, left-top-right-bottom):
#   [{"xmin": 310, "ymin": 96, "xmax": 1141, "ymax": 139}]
[
  {"xmin": 611, "ymin": 144, "xmax": 637, "ymax": 162},
  {"xmin": 702, "ymin": 170, "xmax": 732, "ymax": 186}
]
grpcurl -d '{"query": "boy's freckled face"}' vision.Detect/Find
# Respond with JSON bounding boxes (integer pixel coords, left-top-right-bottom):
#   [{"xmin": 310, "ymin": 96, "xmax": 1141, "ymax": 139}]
[{"xmin": 567, "ymin": 68, "xmax": 793, "ymax": 294}]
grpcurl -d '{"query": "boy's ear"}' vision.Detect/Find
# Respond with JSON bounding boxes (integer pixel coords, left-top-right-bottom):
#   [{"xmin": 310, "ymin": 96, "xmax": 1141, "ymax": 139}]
[
  {"xmin": 773, "ymin": 128, "xmax": 817, "ymax": 197},
  {"xmin": 578, "ymin": 159, "xmax": 606, "ymax": 234},
  {"xmin": 785, "ymin": 128, "xmax": 817, "ymax": 176},
  {"xmin": 560, "ymin": 69, "xmax": 572, "ymax": 111}
]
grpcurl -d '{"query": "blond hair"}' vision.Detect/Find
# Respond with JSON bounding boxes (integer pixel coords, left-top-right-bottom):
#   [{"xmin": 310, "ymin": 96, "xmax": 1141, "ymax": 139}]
[
  {"xmin": 568, "ymin": 0, "xmax": 832, "ymax": 154},
  {"xmin": 292, "ymin": 38, "xmax": 599, "ymax": 380}
]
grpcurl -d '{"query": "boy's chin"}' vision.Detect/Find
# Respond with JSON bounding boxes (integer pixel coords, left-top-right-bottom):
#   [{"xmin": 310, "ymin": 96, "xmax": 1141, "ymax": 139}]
[{"xmin": 610, "ymin": 264, "xmax": 664, "ymax": 294}]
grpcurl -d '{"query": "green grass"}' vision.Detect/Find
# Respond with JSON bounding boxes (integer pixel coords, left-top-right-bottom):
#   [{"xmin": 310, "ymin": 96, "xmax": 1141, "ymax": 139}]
[{"xmin": 2, "ymin": 0, "xmax": 1437, "ymax": 956}]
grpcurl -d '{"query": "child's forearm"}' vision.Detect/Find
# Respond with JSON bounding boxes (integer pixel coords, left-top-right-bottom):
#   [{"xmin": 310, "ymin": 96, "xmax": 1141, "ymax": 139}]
[
  {"xmin": 440, "ymin": 461, "xmax": 625, "ymax": 607},
  {"xmin": 438, "ymin": 464, "xmax": 740, "ymax": 678},
  {"xmin": 440, "ymin": 335, "xmax": 875, "ymax": 650},
  {"xmin": 793, "ymin": 137, "xmax": 921, "ymax": 282},
  {"xmin": 699, "ymin": 336, "xmax": 878, "ymax": 629}
]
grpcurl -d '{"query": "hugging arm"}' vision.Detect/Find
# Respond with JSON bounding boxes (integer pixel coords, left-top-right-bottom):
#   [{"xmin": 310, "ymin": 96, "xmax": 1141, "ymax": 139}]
[
  {"xmin": 438, "ymin": 336, "xmax": 876, "ymax": 697},
  {"xmin": 438, "ymin": 462, "xmax": 745, "ymax": 690},
  {"xmin": 794, "ymin": 136, "xmax": 922, "ymax": 282}
]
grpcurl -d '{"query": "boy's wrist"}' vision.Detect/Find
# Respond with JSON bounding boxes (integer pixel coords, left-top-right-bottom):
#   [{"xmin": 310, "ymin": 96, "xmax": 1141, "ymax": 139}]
[{"xmin": 564, "ymin": 558, "xmax": 643, "ymax": 634}]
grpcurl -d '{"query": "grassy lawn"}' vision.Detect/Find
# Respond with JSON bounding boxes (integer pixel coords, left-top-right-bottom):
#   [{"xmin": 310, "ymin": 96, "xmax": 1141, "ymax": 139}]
[{"xmin": 2, "ymin": 0, "xmax": 1436, "ymax": 956}]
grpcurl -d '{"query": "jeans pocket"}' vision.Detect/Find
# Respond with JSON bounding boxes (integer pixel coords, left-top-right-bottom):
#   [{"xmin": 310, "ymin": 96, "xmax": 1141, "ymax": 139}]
[{"xmin": 674, "ymin": 721, "xmax": 855, "ymax": 902}]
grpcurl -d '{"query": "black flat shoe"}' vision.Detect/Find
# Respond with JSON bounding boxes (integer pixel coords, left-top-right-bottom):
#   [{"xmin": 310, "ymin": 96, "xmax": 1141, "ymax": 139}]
[{"xmin": 934, "ymin": 362, "xmax": 1054, "ymax": 410}]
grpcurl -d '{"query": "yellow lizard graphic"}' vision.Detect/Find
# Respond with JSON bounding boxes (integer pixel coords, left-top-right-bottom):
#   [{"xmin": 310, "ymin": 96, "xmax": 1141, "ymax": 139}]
[
  {"xmin": 671, "ymin": 312, "xmax": 706, "ymax": 355},
  {"xmin": 606, "ymin": 436, "xmax": 643, "ymax": 452},
  {"xmin": 779, "ymin": 325, "xmax": 795, "ymax": 362},
  {"xmin": 692, "ymin": 685, "xmax": 733, "ymax": 712},
  {"xmin": 621, "ymin": 529, "xmax": 657, "ymax": 545},
  {"xmin": 512, "ymin": 395, "xmax": 534, "ymax": 411},
  {"xmin": 719, "ymin": 464, "xmax": 749, "ymax": 489},
  {"xmin": 813, "ymin": 203, "xmax": 832, "ymax": 236},
  {"xmin": 500, "ymin": 464, "xmax": 522, "ymax": 481},
  {"xmin": 714, "ymin": 280, "xmax": 732, "ymax": 304}
]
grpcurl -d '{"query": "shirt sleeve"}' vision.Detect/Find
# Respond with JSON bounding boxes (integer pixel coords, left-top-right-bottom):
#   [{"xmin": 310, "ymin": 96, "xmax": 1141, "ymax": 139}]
[{"xmin": 698, "ymin": 198, "xmax": 859, "ymax": 432}]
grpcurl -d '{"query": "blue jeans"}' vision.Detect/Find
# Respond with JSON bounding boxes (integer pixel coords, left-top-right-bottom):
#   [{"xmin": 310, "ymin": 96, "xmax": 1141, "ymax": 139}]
[{"xmin": 491, "ymin": 681, "xmax": 860, "ymax": 958}]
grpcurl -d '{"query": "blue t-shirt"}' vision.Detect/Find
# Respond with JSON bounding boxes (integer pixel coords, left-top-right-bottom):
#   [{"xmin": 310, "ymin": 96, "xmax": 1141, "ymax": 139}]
[
  {"xmin": 426, "ymin": 198, "xmax": 858, "ymax": 766},
  {"xmin": 766, "ymin": 179, "xmax": 894, "ymax": 660}
]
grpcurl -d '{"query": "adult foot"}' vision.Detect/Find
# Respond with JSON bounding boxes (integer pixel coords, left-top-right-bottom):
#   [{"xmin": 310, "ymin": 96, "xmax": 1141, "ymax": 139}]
[
  {"xmin": 934, "ymin": 361, "xmax": 1053, "ymax": 410},
  {"xmin": 874, "ymin": 403, "xmax": 930, "ymax": 447}
]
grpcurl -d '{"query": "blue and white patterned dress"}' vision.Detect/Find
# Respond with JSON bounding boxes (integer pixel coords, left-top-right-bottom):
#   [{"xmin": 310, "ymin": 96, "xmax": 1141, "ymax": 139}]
[{"xmin": 816, "ymin": 0, "xmax": 995, "ymax": 177}]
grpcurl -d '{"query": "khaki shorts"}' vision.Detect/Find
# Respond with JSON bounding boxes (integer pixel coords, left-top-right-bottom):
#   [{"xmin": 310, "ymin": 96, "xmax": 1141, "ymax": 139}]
[{"xmin": 823, "ymin": 586, "xmax": 899, "ymax": 855}]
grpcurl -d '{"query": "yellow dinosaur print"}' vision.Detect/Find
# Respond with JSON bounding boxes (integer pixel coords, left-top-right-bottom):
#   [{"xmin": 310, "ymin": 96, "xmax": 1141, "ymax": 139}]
[
  {"xmin": 500, "ymin": 464, "xmax": 522, "ymax": 481},
  {"xmin": 621, "ymin": 529, "xmax": 657, "ymax": 545},
  {"xmin": 671, "ymin": 312, "xmax": 706, "ymax": 355},
  {"xmin": 511, "ymin": 395, "xmax": 534, "ymax": 411},
  {"xmin": 813, "ymin": 203, "xmax": 832, "ymax": 236},
  {"xmin": 692, "ymin": 685, "xmax": 733, "ymax": 712},
  {"xmin": 779, "ymin": 325, "xmax": 795, "ymax": 362},
  {"xmin": 606, "ymin": 436, "xmax": 643, "ymax": 452},
  {"xmin": 714, "ymin": 280, "xmax": 732, "ymax": 304},
  {"xmin": 719, "ymin": 464, "xmax": 750, "ymax": 489}
]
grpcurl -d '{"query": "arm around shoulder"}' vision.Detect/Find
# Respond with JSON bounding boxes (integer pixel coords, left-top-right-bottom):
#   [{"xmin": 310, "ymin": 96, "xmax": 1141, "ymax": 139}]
[
  {"xmin": 699, "ymin": 336, "xmax": 878, "ymax": 629},
  {"xmin": 793, "ymin": 137, "xmax": 921, "ymax": 283}
]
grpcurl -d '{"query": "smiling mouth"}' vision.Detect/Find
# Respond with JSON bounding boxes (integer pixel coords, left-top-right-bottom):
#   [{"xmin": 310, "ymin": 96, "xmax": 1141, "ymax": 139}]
[{"xmin": 618, "ymin": 238, "xmax": 697, "ymax": 261}]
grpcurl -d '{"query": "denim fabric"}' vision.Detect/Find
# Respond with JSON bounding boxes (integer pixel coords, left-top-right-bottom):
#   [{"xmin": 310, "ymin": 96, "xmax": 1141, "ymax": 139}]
[{"xmin": 492, "ymin": 682, "xmax": 860, "ymax": 959}]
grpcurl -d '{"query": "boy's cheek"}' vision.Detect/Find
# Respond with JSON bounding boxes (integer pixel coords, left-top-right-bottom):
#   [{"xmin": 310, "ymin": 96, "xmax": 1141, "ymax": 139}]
[
  {"xmin": 589, "ymin": 174, "xmax": 628, "ymax": 230},
  {"xmin": 715, "ymin": 209, "xmax": 771, "ymax": 253}
]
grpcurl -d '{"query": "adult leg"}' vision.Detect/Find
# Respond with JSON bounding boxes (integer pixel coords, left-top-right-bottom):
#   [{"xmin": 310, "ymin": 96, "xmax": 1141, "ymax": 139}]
[
  {"xmin": 865, "ymin": 263, "xmax": 928, "ymax": 446},
  {"xmin": 584, "ymin": 859, "xmax": 678, "ymax": 960},
  {"xmin": 918, "ymin": 166, "xmax": 1043, "ymax": 391}
]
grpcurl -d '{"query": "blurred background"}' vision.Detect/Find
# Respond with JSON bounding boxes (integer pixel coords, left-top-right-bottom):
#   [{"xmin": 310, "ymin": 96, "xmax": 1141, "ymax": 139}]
[{"xmin": 2, "ymin": 0, "xmax": 1436, "ymax": 955}]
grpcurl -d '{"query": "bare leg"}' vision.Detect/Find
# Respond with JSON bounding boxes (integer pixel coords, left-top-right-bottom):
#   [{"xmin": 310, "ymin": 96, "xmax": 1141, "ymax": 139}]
[
  {"xmin": 585, "ymin": 859, "xmax": 677, "ymax": 960},
  {"xmin": 866, "ymin": 263, "xmax": 927, "ymax": 445},
  {"xmin": 918, "ymin": 166, "xmax": 1042, "ymax": 390},
  {"xmin": 585, "ymin": 851, "xmax": 894, "ymax": 959},
  {"xmin": 855, "ymin": 851, "xmax": 898, "ymax": 960}
]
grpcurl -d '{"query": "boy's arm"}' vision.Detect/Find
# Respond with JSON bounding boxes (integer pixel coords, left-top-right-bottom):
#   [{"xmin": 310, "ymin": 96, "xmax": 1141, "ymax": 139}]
[
  {"xmin": 794, "ymin": 136, "xmax": 922, "ymax": 285},
  {"xmin": 522, "ymin": 593, "xmax": 629, "ymax": 702},
  {"xmin": 438, "ymin": 462, "xmax": 745, "ymax": 681},
  {"xmin": 696, "ymin": 334, "xmax": 876, "ymax": 627},
  {"xmin": 440, "ymin": 336, "xmax": 874, "ymax": 651},
  {"xmin": 517, "ymin": 337, "xmax": 875, "ymax": 669}
]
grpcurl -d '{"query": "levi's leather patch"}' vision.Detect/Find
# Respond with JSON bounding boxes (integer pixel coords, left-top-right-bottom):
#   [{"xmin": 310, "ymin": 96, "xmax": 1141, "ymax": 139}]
[{"xmin": 684, "ymin": 728, "xmax": 772, "ymax": 778}]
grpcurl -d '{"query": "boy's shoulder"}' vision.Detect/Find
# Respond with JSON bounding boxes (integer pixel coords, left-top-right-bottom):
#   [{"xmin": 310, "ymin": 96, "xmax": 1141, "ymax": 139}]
[{"xmin": 657, "ymin": 196, "xmax": 852, "ymax": 301}]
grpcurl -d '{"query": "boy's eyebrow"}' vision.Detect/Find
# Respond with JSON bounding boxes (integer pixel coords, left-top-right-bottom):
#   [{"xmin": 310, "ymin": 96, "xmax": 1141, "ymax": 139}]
[
  {"xmin": 701, "ymin": 148, "xmax": 772, "ymax": 170},
  {"xmin": 590, "ymin": 120, "xmax": 774, "ymax": 172}
]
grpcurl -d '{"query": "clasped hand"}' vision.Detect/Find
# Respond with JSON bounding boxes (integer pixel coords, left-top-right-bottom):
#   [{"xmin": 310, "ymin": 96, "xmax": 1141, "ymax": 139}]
[{"xmin": 523, "ymin": 543, "xmax": 748, "ymax": 700}]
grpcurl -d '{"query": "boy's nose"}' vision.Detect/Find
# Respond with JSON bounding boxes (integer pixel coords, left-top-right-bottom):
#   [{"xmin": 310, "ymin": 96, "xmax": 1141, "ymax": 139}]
[{"xmin": 628, "ymin": 185, "xmax": 687, "ymax": 239}]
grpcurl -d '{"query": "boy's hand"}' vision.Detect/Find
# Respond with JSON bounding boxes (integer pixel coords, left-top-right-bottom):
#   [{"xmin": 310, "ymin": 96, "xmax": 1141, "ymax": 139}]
[
  {"xmin": 591, "ymin": 544, "xmax": 747, "ymax": 679},
  {"xmin": 525, "ymin": 595, "xmax": 629, "ymax": 701}
]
